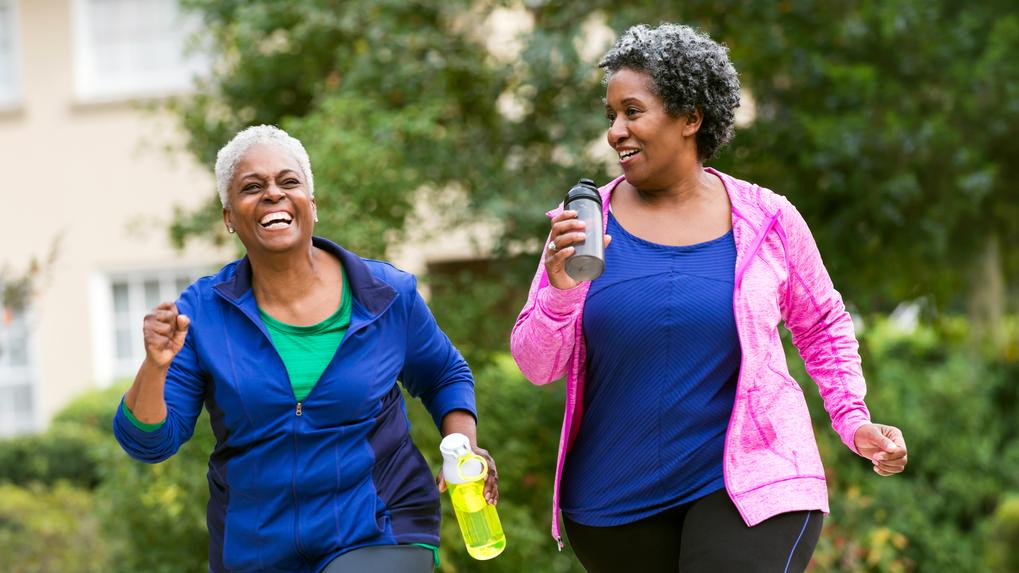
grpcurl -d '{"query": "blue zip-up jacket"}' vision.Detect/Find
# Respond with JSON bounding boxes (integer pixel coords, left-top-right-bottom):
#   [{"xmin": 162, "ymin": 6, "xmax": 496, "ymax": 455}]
[{"xmin": 113, "ymin": 237, "xmax": 476, "ymax": 572}]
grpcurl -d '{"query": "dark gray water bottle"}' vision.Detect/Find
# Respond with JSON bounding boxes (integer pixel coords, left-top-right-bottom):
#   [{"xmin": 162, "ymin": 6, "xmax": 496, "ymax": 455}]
[{"xmin": 564, "ymin": 178, "xmax": 604, "ymax": 282}]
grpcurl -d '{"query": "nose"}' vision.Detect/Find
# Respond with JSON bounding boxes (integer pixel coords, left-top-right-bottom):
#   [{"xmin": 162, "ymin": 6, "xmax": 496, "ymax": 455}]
[
  {"xmin": 263, "ymin": 182, "xmax": 286, "ymax": 201},
  {"xmin": 607, "ymin": 115, "xmax": 627, "ymax": 148}
]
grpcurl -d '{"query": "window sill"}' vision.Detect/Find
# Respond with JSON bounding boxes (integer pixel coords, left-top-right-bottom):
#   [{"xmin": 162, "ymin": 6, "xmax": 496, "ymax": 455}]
[{"xmin": 70, "ymin": 87, "xmax": 196, "ymax": 113}]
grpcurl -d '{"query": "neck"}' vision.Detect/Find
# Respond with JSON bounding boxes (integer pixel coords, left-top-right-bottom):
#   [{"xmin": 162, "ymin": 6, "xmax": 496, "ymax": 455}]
[
  {"xmin": 248, "ymin": 243, "xmax": 321, "ymax": 306},
  {"xmin": 632, "ymin": 163, "xmax": 712, "ymax": 207}
]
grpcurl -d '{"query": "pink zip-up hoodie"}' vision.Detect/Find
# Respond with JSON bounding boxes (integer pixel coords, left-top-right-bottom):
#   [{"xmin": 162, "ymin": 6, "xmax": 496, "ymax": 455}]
[{"xmin": 510, "ymin": 168, "xmax": 872, "ymax": 548}]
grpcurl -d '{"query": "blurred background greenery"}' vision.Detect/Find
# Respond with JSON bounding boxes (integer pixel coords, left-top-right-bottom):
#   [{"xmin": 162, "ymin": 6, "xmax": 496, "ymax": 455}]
[{"xmin": 3, "ymin": 0, "xmax": 1018, "ymax": 571}]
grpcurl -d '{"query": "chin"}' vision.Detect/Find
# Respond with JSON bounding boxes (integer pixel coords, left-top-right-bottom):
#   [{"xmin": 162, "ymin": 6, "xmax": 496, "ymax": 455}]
[
  {"xmin": 253, "ymin": 229, "xmax": 308, "ymax": 252},
  {"xmin": 622, "ymin": 169, "xmax": 648, "ymax": 189}
]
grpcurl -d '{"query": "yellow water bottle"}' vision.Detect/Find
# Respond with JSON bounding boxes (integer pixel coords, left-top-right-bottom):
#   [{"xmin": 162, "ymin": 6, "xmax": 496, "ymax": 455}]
[{"xmin": 439, "ymin": 433, "xmax": 507, "ymax": 560}]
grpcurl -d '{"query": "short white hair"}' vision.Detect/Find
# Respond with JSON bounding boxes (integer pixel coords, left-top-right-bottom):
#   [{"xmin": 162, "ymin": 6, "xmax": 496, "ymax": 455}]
[{"xmin": 214, "ymin": 125, "xmax": 314, "ymax": 208}]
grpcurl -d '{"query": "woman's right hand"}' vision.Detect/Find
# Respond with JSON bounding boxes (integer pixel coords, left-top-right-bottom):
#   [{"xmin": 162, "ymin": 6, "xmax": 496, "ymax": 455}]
[
  {"xmin": 544, "ymin": 210, "xmax": 611, "ymax": 290},
  {"xmin": 143, "ymin": 302, "xmax": 190, "ymax": 368}
]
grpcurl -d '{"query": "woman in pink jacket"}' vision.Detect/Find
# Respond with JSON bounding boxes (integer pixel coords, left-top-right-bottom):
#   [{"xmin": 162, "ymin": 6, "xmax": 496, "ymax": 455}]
[{"xmin": 510, "ymin": 23, "xmax": 908, "ymax": 572}]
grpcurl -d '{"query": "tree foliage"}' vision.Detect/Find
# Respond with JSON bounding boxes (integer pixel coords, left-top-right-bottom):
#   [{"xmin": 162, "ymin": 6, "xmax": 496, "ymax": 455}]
[{"xmin": 166, "ymin": 1, "xmax": 1019, "ymax": 364}]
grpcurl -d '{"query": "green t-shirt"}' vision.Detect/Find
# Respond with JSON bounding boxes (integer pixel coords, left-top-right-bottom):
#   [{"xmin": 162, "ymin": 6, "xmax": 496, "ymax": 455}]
[{"xmin": 258, "ymin": 269, "xmax": 352, "ymax": 402}]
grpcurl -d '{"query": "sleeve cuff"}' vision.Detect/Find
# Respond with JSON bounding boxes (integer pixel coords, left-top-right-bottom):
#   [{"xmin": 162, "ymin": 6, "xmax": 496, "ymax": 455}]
[
  {"xmin": 536, "ymin": 283, "xmax": 587, "ymax": 317},
  {"xmin": 121, "ymin": 399, "xmax": 166, "ymax": 432},
  {"xmin": 427, "ymin": 385, "xmax": 477, "ymax": 429},
  {"xmin": 840, "ymin": 416, "xmax": 872, "ymax": 456}
]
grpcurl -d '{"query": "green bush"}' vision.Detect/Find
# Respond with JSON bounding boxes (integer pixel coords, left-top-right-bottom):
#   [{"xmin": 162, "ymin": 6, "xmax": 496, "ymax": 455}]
[
  {"xmin": 0, "ymin": 383, "xmax": 213, "ymax": 573},
  {"xmin": 0, "ymin": 482, "xmax": 111, "ymax": 572},
  {"xmin": 91, "ymin": 410, "xmax": 215, "ymax": 573},
  {"xmin": 0, "ymin": 424, "xmax": 103, "ymax": 488},
  {"xmin": 983, "ymin": 494, "xmax": 1019, "ymax": 572},
  {"xmin": 795, "ymin": 316, "xmax": 1019, "ymax": 572}
]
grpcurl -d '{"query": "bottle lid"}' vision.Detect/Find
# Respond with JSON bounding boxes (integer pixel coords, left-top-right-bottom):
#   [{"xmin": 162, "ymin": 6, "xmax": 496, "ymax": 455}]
[
  {"xmin": 439, "ymin": 433, "xmax": 472, "ymax": 461},
  {"xmin": 565, "ymin": 178, "xmax": 601, "ymax": 206}
]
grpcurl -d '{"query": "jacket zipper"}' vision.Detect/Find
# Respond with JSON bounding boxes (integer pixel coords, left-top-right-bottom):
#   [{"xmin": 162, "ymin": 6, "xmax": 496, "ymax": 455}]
[{"xmin": 292, "ymin": 409, "xmax": 311, "ymax": 567}]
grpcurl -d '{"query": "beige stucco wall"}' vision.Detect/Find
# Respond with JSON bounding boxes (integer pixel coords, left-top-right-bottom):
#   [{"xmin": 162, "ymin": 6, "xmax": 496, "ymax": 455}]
[{"xmin": 0, "ymin": 0, "xmax": 230, "ymax": 426}]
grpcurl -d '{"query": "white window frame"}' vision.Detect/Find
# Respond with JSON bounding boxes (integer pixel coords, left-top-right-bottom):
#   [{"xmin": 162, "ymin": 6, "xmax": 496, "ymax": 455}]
[
  {"xmin": 0, "ymin": 304, "xmax": 38, "ymax": 437},
  {"xmin": 71, "ymin": 0, "xmax": 206, "ymax": 102},
  {"xmin": 0, "ymin": 0, "xmax": 22, "ymax": 109},
  {"xmin": 91, "ymin": 266, "xmax": 209, "ymax": 386}
]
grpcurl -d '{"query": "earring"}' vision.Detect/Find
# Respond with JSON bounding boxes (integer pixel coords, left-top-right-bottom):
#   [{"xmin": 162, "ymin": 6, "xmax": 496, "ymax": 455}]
[
  {"xmin": 227, "ymin": 226, "xmax": 235, "ymax": 234},
  {"xmin": 314, "ymin": 215, "xmax": 319, "ymax": 223}
]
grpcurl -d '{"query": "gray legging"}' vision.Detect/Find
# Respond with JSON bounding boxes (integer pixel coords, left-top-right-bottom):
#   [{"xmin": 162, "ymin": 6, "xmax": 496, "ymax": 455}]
[{"xmin": 321, "ymin": 545, "xmax": 434, "ymax": 573}]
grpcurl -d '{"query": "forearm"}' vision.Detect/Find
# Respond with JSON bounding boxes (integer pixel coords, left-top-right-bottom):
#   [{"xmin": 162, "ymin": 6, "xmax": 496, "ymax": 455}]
[
  {"xmin": 124, "ymin": 358, "xmax": 170, "ymax": 424},
  {"xmin": 510, "ymin": 263, "xmax": 585, "ymax": 385},
  {"xmin": 440, "ymin": 409, "xmax": 478, "ymax": 446}
]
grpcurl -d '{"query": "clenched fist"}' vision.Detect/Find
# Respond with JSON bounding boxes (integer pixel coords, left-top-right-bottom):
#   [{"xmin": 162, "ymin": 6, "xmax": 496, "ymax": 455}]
[{"xmin": 143, "ymin": 302, "xmax": 190, "ymax": 368}]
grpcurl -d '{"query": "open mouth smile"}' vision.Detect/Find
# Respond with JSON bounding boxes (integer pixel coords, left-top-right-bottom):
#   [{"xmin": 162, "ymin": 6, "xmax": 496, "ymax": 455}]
[{"xmin": 259, "ymin": 211, "xmax": 294, "ymax": 230}]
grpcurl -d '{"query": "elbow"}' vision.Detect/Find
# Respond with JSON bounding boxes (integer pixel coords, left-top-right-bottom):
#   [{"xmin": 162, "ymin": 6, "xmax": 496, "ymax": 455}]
[
  {"xmin": 510, "ymin": 311, "xmax": 572, "ymax": 386},
  {"xmin": 510, "ymin": 336, "xmax": 560, "ymax": 386},
  {"xmin": 509, "ymin": 332, "xmax": 540, "ymax": 385},
  {"xmin": 112, "ymin": 416, "xmax": 181, "ymax": 464},
  {"xmin": 114, "ymin": 436, "xmax": 177, "ymax": 464}
]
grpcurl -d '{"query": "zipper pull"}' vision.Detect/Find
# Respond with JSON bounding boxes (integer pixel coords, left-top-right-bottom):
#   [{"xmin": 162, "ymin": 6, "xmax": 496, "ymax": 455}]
[{"xmin": 296, "ymin": 402, "xmax": 302, "ymax": 416}]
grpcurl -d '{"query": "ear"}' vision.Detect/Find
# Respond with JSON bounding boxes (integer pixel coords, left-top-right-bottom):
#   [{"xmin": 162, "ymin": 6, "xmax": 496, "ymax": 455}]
[
  {"xmin": 682, "ymin": 108, "xmax": 703, "ymax": 137},
  {"xmin": 222, "ymin": 207, "xmax": 234, "ymax": 232}
]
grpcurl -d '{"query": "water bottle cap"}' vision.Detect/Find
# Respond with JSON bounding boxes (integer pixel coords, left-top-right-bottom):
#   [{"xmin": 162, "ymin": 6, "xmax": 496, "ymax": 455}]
[
  {"xmin": 439, "ymin": 433, "xmax": 472, "ymax": 460},
  {"xmin": 565, "ymin": 178, "xmax": 602, "ymax": 206}
]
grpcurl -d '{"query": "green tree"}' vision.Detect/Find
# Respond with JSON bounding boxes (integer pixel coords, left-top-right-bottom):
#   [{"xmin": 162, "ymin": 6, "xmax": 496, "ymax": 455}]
[
  {"xmin": 169, "ymin": 0, "xmax": 1019, "ymax": 360},
  {"xmin": 170, "ymin": 0, "xmax": 508, "ymax": 259},
  {"xmin": 484, "ymin": 0, "xmax": 1019, "ymax": 320}
]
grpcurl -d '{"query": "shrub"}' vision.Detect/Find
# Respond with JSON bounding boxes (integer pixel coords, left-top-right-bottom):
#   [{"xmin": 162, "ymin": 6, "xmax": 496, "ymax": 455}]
[{"xmin": 0, "ymin": 482, "xmax": 111, "ymax": 572}]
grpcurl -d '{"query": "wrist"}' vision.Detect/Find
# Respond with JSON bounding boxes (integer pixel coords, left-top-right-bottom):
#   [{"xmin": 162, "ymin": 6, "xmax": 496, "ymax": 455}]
[{"xmin": 142, "ymin": 355, "xmax": 173, "ymax": 373}]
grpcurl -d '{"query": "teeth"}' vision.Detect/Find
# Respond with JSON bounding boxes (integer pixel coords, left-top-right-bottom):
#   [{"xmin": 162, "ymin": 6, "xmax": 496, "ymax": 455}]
[
  {"xmin": 619, "ymin": 149, "xmax": 639, "ymax": 160},
  {"xmin": 259, "ymin": 212, "xmax": 293, "ymax": 226}
]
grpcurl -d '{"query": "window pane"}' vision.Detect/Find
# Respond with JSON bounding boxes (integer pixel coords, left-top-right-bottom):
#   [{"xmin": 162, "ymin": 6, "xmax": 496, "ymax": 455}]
[
  {"xmin": 115, "ymin": 326, "xmax": 132, "ymax": 360},
  {"xmin": 5, "ymin": 328, "xmax": 26, "ymax": 366},
  {"xmin": 175, "ymin": 276, "xmax": 191, "ymax": 295},
  {"xmin": 113, "ymin": 282, "xmax": 129, "ymax": 313},
  {"xmin": 0, "ymin": 386, "xmax": 12, "ymax": 413},
  {"xmin": 11, "ymin": 384, "xmax": 31, "ymax": 411},
  {"xmin": 82, "ymin": 0, "xmax": 205, "ymax": 97},
  {"xmin": 144, "ymin": 279, "xmax": 161, "ymax": 309},
  {"xmin": 0, "ymin": 0, "xmax": 15, "ymax": 103}
]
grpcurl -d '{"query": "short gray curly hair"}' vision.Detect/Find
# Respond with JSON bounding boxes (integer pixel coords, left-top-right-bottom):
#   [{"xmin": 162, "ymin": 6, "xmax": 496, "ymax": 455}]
[
  {"xmin": 599, "ymin": 23, "xmax": 741, "ymax": 162},
  {"xmin": 214, "ymin": 125, "xmax": 315, "ymax": 208}
]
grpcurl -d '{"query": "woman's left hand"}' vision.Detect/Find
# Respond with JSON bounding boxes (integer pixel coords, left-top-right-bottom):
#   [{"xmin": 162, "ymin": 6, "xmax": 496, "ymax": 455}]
[
  {"xmin": 436, "ymin": 445, "xmax": 500, "ymax": 505},
  {"xmin": 854, "ymin": 423, "xmax": 908, "ymax": 476}
]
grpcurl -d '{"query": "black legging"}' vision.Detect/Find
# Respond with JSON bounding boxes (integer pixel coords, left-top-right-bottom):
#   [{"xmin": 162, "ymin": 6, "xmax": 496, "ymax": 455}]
[{"xmin": 563, "ymin": 489, "xmax": 823, "ymax": 573}]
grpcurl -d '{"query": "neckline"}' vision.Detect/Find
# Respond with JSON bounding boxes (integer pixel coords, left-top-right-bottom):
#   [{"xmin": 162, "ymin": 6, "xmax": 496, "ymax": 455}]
[
  {"xmin": 258, "ymin": 268, "xmax": 351, "ymax": 333},
  {"xmin": 608, "ymin": 210, "xmax": 734, "ymax": 250}
]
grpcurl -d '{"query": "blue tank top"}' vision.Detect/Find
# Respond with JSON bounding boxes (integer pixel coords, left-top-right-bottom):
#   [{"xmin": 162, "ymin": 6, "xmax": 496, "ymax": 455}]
[{"xmin": 560, "ymin": 210, "xmax": 740, "ymax": 526}]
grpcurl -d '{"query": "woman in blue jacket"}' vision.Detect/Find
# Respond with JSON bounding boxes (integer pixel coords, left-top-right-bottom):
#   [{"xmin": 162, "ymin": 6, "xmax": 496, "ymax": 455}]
[{"xmin": 113, "ymin": 125, "xmax": 496, "ymax": 572}]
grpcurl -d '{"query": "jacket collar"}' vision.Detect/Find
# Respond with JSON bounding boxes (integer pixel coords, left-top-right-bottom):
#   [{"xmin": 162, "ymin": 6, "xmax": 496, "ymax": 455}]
[{"xmin": 213, "ymin": 236, "xmax": 397, "ymax": 316}]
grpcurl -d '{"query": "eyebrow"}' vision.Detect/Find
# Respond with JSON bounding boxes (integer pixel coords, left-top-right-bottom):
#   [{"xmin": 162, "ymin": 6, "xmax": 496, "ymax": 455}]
[
  {"xmin": 604, "ymin": 96, "xmax": 646, "ymax": 109},
  {"xmin": 238, "ymin": 169, "xmax": 300, "ymax": 180}
]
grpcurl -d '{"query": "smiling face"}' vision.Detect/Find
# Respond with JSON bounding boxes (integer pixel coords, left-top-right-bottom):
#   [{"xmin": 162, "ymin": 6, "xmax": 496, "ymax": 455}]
[
  {"xmin": 222, "ymin": 143, "xmax": 316, "ymax": 254},
  {"xmin": 605, "ymin": 68, "xmax": 701, "ymax": 191}
]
